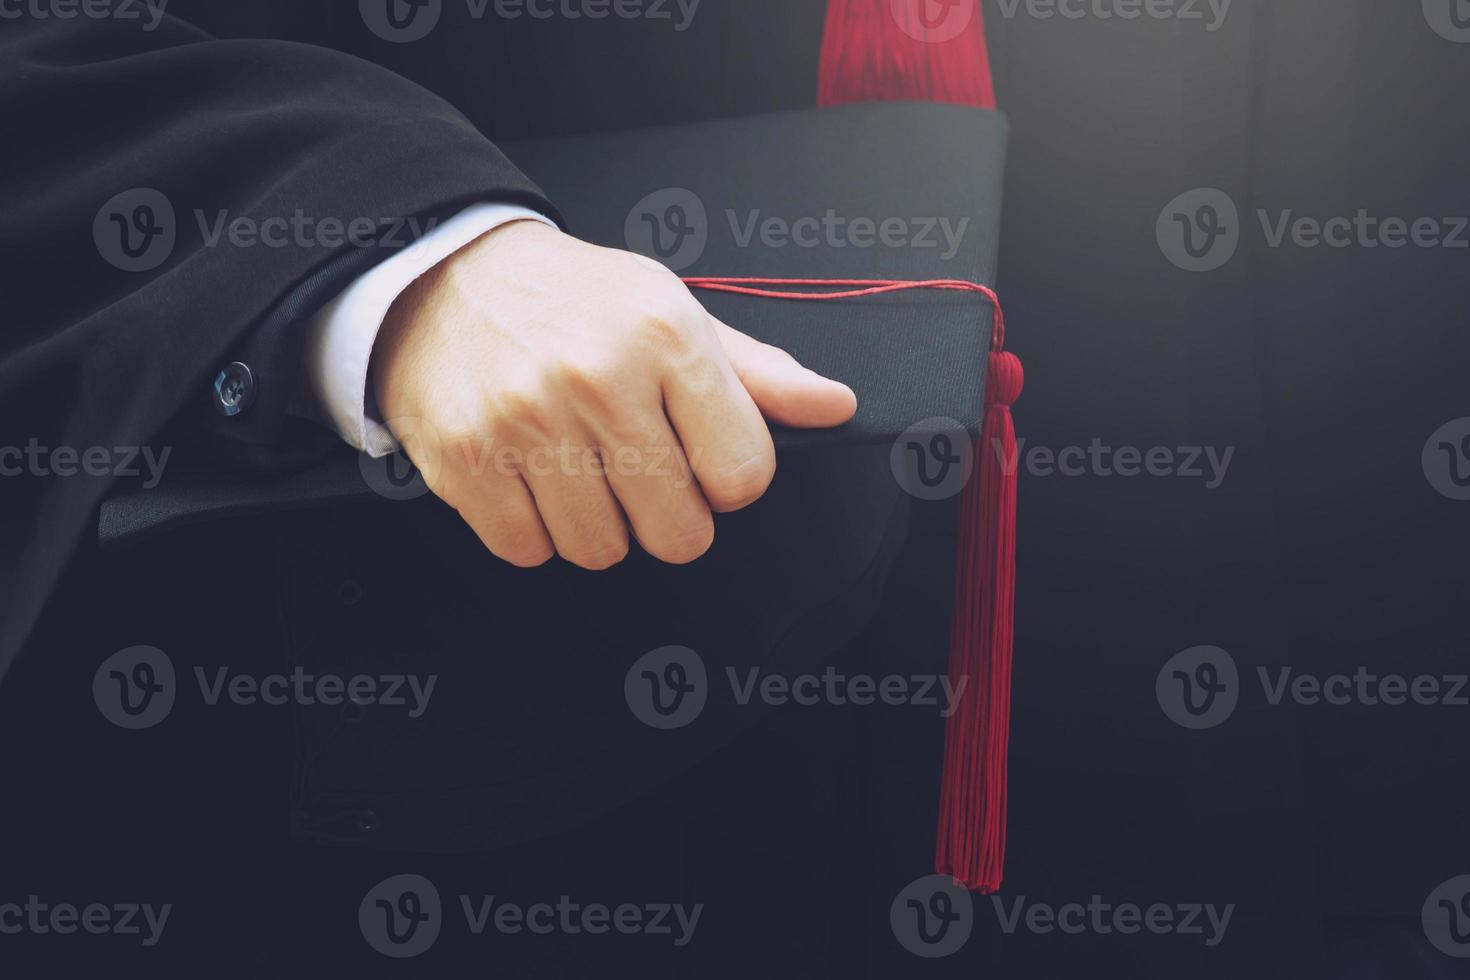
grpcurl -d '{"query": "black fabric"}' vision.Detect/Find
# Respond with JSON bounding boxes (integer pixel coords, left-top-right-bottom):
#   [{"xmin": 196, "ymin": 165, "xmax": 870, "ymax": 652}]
[
  {"xmin": 0, "ymin": 11, "xmax": 559, "ymax": 679},
  {"xmin": 97, "ymin": 100, "xmax": 1006, "ymax": 549},
  {"xmin": 281, "ymin": 444, "xmax": 910, "ymax": 854}
]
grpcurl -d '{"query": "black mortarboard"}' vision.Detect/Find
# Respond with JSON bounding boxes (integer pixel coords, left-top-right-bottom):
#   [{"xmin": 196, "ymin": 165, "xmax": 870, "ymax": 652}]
[
  {"xmin": 102, "ymin": 100, "xmax": 1006, "ymax": 545},
  {"xmin": 99, "ymin": 99, "xmax": 1014, "ymax": 890}
]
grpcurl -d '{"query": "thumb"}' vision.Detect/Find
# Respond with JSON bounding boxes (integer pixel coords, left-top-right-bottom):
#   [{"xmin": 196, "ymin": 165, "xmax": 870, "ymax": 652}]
[{"xmin": 713, "ymin": 317, "xmax": 857, "ymax": 429}]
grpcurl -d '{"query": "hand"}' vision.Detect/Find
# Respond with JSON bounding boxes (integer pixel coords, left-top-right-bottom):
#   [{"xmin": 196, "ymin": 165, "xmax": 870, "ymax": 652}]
[{"xmin": 372, "ymin": 220, "xmax": 857, "ymax": 570}]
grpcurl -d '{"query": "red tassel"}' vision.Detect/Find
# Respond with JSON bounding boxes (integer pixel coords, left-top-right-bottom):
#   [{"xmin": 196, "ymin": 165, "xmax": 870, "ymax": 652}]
[
  {"xmin": 818, "ymin": 0, "xmax": 996, "ymax": 110},
  {"xmin": 935, "ymin": 348, "xmax": 1022, "ymax": 893},
  {"xmin": 816, "ymin": 0, "xmax": 1014, "ymax": 891},
  {"xmin": 680, "ymin": 275, "xmax": 1020, "ymax": 892}
]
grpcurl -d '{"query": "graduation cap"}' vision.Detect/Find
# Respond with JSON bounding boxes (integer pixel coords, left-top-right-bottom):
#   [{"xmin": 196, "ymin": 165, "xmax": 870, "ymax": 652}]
[{"xmin": 100, "ymin": 98, "xmax": 1016, "ymax": 893}]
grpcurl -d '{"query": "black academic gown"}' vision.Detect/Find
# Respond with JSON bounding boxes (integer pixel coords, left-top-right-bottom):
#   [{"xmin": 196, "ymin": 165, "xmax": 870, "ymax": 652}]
[
  {"xmin": 4, "ymin": 2, "xmax": 1469, "ymax": 978},
  {"xmin": 0, "ymin": 5, "xmax": 973, "ymax": 977}
]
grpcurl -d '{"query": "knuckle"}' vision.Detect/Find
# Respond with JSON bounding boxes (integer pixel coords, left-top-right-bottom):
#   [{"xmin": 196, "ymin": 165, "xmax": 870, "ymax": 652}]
[
  {"xmin": 704, "ymin": 452, "xmax": 776, "ymax": 512},
  {"xmin": 556, "ymin": 356, "xmax": 622, "ymax": 410},
  {"xmin": 647, "ymin": 518, "xmax": 715, "ymax": 565},
  {"xmin": 491, "ymin": 380, "xmax": 555, "ymax": 441},
  {"xmin": 558, "ymin": 505, "xmax": 632, "ymax": 570},
  {"xmin": 491, "ymin": 527, "xmax": 554, "ymax": 569},
  {"xmin": 499, "ymin": 545, "xmax": 555, "ymax": 569},
  {"xmin": 637, "ymin": 299, "xmax": 700, "ymax": 352},
  {"xmin": 563, "ymin": 537, "xmax": 630, "ymax": 571}
]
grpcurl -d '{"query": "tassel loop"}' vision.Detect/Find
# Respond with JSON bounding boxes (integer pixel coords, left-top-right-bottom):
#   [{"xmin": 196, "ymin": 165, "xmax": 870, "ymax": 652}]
[{"xmin": 986, "ymin": 350, "xmax": 1024, "ymax": 407}]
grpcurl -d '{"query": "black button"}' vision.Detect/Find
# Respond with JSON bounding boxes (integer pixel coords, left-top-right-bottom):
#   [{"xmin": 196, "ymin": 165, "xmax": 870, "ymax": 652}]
[
  {"xmin": 337, "ymin": 579, "xmax": 364, "ymax": 606},
  {"xmin": 213, "ymin": 361, "xmax": 257, "ymax": 417}
]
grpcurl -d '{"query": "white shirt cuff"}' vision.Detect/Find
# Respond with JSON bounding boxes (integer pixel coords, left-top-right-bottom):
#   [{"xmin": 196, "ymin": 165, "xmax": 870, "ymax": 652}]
[{"xmin": 302, "ymin": 203, "xmax": 556, "ymax": 458}]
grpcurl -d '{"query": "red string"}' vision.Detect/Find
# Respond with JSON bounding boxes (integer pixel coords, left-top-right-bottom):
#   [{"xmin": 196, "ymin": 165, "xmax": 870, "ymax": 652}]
[
  {"xmin": 684, "ymin": 272, "xmax": 1021, "ymax": 894},
  {"xmin": 681, "ymin": 276, "xmax": 1006, "ymax": 351}
]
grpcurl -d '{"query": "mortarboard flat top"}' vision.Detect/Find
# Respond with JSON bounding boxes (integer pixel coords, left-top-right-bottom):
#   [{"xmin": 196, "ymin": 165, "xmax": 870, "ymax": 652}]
[{"xmin": 100, "ymin": 100, "xmax": 1007, "ymax": 547}]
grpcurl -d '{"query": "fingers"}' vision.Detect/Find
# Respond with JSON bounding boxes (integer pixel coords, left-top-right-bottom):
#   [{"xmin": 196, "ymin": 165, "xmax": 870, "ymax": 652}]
[
  {"xmin": 713, "ymin": 317, "xmax": 858, "ymax": 429},
  {"xmin": 517, "ymin": 433, "xmax": 631, "ymax": 571},
  {"xmin": 448, "ymin": 467, "xmax": 557, "ymax": 569},
  {"xmin": 659, "ymin": 323, "xmax": 778, "ymax": 514},
  {"xmin": 587, "ymin": 414, "xmax": 715, "ymax": 565}
]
